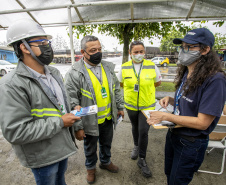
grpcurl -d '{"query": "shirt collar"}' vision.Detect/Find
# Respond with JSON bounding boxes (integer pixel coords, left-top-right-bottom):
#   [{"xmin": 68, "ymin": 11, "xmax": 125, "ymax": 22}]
[
  {"xmin": 44, "ymin": 65, "xmax": 51, "ymax": 75},
  {"xmin": 26, "ymin": 65, "xmax": 51, "ymax": 79}
]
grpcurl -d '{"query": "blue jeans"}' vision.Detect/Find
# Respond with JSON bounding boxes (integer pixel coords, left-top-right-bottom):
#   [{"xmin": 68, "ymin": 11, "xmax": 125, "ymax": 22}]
[
  {"xmin": 31, "ymin": 158, "xmax": 68, "ymax": 185},
  {"xmin": 165, "ymin": 130, "xmax": 208, "ymax": 185},
  {"xmin": 84, "ymin": 119, "xmax": 113, "ymax": 169}
]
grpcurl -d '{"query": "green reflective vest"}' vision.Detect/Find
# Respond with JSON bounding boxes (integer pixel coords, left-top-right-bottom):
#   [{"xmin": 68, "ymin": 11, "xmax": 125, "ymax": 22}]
[
  {"xmin": 122, "ymin": 59, "xmax": 156, "ymax": 111},
  {"xmin": 85, "ymin": 64, "xmax": 112, "ymax": 124}
]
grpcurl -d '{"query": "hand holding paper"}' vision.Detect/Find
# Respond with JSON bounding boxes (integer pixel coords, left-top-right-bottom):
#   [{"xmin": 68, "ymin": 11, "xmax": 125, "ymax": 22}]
[
  {"xmin": 117, "ymin": 115, "xmax": 123, "ymax": 125},
  {"xmin": 142, "ymin": 110, "xmax": 175, "ymax": 128},
  {"xmin": 147, "ymin": 110, "xmax": 172, "ymax": 125},
  {"xmin": 61, "ymin": 113, "xmax": 81, "ymax": 127},
  {"xmin": 71, "ymin": 105, "xmax": 98, "ymax": 117}
]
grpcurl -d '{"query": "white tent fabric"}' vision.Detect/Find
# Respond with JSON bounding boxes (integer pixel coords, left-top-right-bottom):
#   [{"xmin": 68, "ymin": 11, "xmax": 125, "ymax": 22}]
[
  {"xmin": 0, "ymin": 0, "xmax": 225, "ymax": 29},
  {"xmin": 0, "ymin": 0, "xmax": 225, "ymax": 63}
]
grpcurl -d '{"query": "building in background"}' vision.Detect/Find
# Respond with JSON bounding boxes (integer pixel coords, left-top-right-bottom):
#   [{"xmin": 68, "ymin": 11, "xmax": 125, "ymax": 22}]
[
  {"xmin": 53, "ymin": 50, "xmax": 83, "ymax": 64},
  {"xmin": 0, "ymin": 46, "xmax": 17, "ymax": 63},
  {"xmin": 145, "ymin": 46, "xmax": 178, "ymax": 63},
  {"xmin": 53, "ymin": 50, "xmax": 122, "ymax": 63}
]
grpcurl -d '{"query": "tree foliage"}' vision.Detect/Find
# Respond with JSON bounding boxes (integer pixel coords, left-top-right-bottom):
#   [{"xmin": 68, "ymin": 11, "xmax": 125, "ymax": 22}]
[
  {"xmin": 72, "ymin": 22, "xmax": 189, "ymax": 63},
  {"xmin": 160, "ymin": 27, "xmax": 184, "ymax": 53},
  {"xmin": 51, "ymin": 34, "xmax": 69, "ymax": 51},
  {"xmin": 160, "ymin": 25, "xmax": 196, "ymax": 53},
  {"xmin": 214, "ymin": 33, "xmax": 226, "ymax": 54},
  {"xmin": 73, "ymin": 23, "xmax": 173, "ymax": 43},
  {"xmin": 212, "ymin": 20, "xmax": 224, "ymax": 27},
  {"xmin": 72, "ymin": 21, "xmax": 225, "ymax": 63},
  {"xmin": 160, "ymin": 24, "xmax": 226, "ymax": 54},
  {"xmin": 0, "ymin": 41, "xmax": 7, "ymax": 46},
  {"xmin": 193, "ymin": 20, "xmax": 225, "ymax": 28}
]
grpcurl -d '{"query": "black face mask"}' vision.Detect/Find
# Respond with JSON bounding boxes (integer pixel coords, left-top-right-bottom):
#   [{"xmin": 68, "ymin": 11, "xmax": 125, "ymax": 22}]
[
  {"xmin": 37, "ymin": 45, "xmax": 54, "ymax": 65},
  {"xmin": 84, "ymin": 51, "xmax": 102, "ymax": 65}
]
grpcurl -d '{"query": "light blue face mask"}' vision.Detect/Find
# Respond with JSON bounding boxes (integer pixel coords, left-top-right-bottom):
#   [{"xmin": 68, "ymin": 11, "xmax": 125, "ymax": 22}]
[
  {"xmin": 132, "ymin": 54, "xmax": 144, "ymax": 63},
  {"xmin": 178, "ymin": 50, "xmax": 201, "ymax": 66}
]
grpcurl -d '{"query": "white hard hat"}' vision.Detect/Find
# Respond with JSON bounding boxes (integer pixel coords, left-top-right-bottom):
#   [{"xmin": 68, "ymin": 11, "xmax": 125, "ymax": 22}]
[{"xmin": 7, "ymin": 19, "xmax": 52, "ymax": 46}]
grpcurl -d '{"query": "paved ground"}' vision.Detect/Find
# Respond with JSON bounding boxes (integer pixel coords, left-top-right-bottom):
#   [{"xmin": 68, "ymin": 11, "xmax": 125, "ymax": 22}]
[
  {"xmin": 0, "ymin": 92, "xmax": 226, "ymax": 184},
  {"xmin": 156, "ymin": 91, "xmax": 175, "ymax": 100}
]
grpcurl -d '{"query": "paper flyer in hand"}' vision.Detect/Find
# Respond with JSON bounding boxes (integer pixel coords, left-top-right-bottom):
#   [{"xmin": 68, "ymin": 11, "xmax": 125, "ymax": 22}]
[
  {"xmin": 142, "ymin": 110, "xmax": 176, "ymax": 129},
  {"xmin": 117, "ymin": 115, "xmax": 123, "ymax": 125},
  {"xmin": 71, "ymin": 105, "xmax": 98, "ymax": 117}
]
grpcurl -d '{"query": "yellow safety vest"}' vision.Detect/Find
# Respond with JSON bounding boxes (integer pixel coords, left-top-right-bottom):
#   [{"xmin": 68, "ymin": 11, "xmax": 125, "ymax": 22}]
[
  {"xmin": 121, "ymin": 59, "xmax": 156, "ymax": 111},
  {"xmin": 85, "ymin": 64, "xmax": 112, "ymax": 124}
]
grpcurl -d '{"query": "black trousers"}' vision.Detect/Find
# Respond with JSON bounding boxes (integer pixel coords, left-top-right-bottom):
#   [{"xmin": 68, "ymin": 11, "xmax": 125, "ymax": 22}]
[{"xmin": 126, "ymin": 109, "xmax": 150, "ymax": 158}]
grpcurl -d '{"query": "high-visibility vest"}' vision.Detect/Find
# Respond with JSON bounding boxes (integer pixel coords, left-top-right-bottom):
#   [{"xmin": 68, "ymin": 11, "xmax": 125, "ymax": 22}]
[
  {"xmin": 85, "ymin": 64, "xmax": 112, "ymax": 124},
  {"xmin": 121, "ymin": 59, "xmax": 156, "ymax": 111}
]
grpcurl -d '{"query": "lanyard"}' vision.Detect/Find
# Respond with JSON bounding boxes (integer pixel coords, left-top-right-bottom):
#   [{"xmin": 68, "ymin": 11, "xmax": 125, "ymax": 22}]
[
  {"xmin": 40, "ymin": 77, "xmax": 65, "ymax": 112},
  {"xmin": 175, "ymin": 82, "xmax": 184, "ymax": 107},
  {"xmin": 40, "ymin": 77, "xmax": 57, "ymax": 98},
  {"xmin": 132, "ymin": 61, "xmax": 143, "ymax": 82},
  {"xmin": 42, "ymin": 77, "xmax": 66, "ymax": 114}
]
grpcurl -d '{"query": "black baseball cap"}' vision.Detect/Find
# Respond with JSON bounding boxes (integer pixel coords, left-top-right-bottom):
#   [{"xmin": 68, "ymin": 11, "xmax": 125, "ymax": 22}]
[{"xmin": 173, "ymin": 28, "xmax": 215, "ymax": 48}]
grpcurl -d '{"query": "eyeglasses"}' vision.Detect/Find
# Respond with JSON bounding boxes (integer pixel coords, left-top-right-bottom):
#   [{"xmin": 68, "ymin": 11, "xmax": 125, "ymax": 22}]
[
  {"xmin": 132, "ymin": 41, "xmax": 144, "ymax": 45},
  {"xmin": 28, "ymin": 39, "xmax": 51, "ymax": 46},
  {"xmin": 177, "ymin": 45, "xmax": 200, "ymax": 53}
]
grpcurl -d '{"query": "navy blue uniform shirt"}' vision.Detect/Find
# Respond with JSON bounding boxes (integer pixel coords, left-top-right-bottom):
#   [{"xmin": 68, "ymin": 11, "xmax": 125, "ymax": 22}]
[{"xmin": 173, "ymin": 70, "xmax": 226, "ymax": 136}]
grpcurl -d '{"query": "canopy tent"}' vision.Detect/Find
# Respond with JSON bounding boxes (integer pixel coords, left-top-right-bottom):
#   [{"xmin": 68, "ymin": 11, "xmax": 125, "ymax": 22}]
[{"xmin": 0, "ymin": 0, "xmax": 225, "ymax": 63}]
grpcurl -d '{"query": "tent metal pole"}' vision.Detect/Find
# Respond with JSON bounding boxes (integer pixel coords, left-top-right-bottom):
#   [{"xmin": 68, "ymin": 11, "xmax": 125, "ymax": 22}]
[{"xmin": 67, "ymin": 6, "xmax": 75, "ymax": 65}]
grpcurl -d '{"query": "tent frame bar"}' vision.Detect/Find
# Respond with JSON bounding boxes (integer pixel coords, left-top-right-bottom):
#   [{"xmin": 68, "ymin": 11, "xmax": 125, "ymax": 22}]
[{"xmin": 0, "ymin": 0, "xmax": 182, "ymax": 15}]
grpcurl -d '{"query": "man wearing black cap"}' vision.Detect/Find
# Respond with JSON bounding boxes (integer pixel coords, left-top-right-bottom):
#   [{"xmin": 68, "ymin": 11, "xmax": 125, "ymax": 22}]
[{"xmin": 147, "ymin": 28, "xmax": 226, "ymax": 185}]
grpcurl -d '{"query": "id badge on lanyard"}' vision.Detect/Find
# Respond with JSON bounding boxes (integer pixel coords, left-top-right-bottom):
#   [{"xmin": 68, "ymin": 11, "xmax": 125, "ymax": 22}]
[
  {"xmin": 101, "ymin": 86, "xmax": 107, "ymax": 98},
  {"xmin": 60, "ymin": 104, "xmax": 66, "ymax": 115},
  {"xmin": 134, "ymin": 83, "xmax": 139, "ymax": 92},
  {"xmin": 174, "ymin": 107, "xmax": 180, "ymax": 115},
  {"xmin": 174, "ymin": 82, "xmax": 184, "ymax": 115},
  {"xmin": 132, "ymin": 62, "xmax": 143, "ymax": 92}
]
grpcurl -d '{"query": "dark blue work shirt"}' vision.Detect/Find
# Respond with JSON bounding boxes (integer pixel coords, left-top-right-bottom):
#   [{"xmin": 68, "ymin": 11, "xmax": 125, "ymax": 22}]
[{"xmin": 173, "ymin": 71, "xmax": 226, "ymax": 137}]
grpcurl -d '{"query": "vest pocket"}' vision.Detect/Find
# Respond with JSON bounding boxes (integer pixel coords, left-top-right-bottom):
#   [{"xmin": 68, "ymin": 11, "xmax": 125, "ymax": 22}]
[{"xmin": 124, "ymin": 77, "xmax": 132, "ymax": 79}]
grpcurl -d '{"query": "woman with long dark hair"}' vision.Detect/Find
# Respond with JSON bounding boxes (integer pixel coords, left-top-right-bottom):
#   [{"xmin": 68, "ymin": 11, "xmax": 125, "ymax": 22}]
[{"xmin": 147, "ymin": 28, "xmax": 226, "ymax": 185}]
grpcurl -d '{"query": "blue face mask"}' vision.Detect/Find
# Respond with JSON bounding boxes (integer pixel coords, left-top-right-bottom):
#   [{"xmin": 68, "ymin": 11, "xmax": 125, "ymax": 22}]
[{"xmin": 178, "ymin": 50, "xmax": 201, "ymax": 66}]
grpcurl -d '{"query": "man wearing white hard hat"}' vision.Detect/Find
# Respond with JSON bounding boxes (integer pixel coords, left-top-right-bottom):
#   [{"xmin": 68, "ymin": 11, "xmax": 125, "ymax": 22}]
[{"xmin": 0, "ymin": 19, "xmax": 80, "ymax": 185}]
